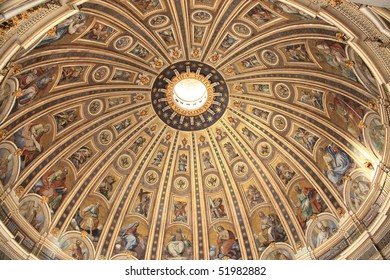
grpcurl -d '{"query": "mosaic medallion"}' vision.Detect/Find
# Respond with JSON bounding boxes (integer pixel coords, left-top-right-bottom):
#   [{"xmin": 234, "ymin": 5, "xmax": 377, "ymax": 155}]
[{"xmin": 152, "ymin": 61, "xmax": 229, "ymax": 131}]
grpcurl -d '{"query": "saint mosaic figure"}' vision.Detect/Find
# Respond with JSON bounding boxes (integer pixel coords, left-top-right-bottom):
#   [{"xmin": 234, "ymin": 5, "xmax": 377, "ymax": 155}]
[{"xmin": 166, "ymin": 228, "xmax": 192, "ymax": 259}]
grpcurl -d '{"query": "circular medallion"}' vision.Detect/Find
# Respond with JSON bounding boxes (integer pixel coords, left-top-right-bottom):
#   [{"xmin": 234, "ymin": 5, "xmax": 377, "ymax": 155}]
[
  {"xmin": 88, "ymin": 99, "xmax": 103, "ymax": 115},
  {"xmin": 174, "ymin": 176, "xmax": 188, "ymax": 191},
  {"xmin": 261, "ymin": 50, "xmax": 279, "ymax": 65},
  {"xmin": 92, "ymin": 66, "xmax": 110, "ymax": 82},
  {"xmin": 273, "ymin": 115, "xmax": 288, "ymax": 131},
  {"xmin": 205, "ymin": 174, "xmax": 220, "ymax": 189},
  {"xmin": 144, "ymin": 170, "xmax": 159, "ymax": 185},
  {"xmin": 149, "ymin": 15, "xmax": 170, "ymax": 28},
  {"xmin": 232, "ymin": 23, "xmax": 252, "ymax": 37},
  {"xmin": 275, "ymin": 83, "xmax": 291, "ymax": 99},
  {"xmin": 98, "ymin": 129, "xmax": 113, "ymax": 145},
  {"xmin": 233, "ymin": 162, "xmax": 248, "ymax": 177},
  {"xmin": 152, "ymin": 61, "xmax": 229, "ymax": 131},
  {"xmin": 114, "ymin": 36, "xmax": 133, "ymax": 51},
  {"xmin": 192, "ymin": 11, "xmax": 213, "ymax": 23},
  {"xmin": 117, "ymin": 154, "xmax": 132, "ymax": 170},
  {"xmin": 257, "ymin": 142, "xmax": 272, "ymax": 158}
]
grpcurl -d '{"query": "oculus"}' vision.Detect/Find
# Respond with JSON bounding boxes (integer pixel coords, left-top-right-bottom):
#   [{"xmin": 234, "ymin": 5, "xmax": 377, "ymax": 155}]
[{"xmin": 152, "ymin": 61, "xmax": 229, "ymax": 131}]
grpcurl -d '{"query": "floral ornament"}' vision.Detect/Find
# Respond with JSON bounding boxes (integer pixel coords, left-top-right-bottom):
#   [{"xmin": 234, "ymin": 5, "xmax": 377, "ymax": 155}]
[
  {"xmin": 139, "ymin": 109, "xmax": 148, "ymax": 116},
  {"xmin": 228, "ymin": 116, "xmax": 236, "ymax": 124},
  {"xmin": 134, "ymin": 94, "xmax": 145, "ymax": 101},
  {"xmin": 150, "ymin": 124, "xmax": 157, "ymax": 132},
  {"xmin": 224, "ymin": 65, "xmax": 235, "ymax": 76},
  {"xmin": 0, "ymin": 129, "xmax": 7, "ymax": 141},
  {"xmin": 150, "ymin": 57, "xmax": 163, "ymax": 69},
  {"xmin": 136, "ymin": 73, "xmax": 150, "ymax": 85},
  {"xmin": 169, "ymin": 47, "xmax": 183, "ymax": 59},
  {"xmin": 209, "ymin": 52, "xmax": 222, "ymax": 63},
  {"xmin": 233, "ymin": 100, "xmax": 243, "ymax": 108},
  {"xmin": 233, "ymin": 83, "xmax": 244, "ymax": 93},
  {"xmin": 191, "ymin": 47, "xmax": 202, "ymax": 58}
]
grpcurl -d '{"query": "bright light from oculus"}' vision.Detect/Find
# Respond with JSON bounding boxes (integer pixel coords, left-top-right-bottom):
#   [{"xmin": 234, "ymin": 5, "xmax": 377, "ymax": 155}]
[{"xmin": 173, "ymin": 78, "xmax": 208, "ymax": 110}]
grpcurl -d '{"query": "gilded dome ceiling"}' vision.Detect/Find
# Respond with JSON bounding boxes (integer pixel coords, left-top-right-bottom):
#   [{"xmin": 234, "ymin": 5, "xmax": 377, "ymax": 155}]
[{"xmin": 0, "ymin": 0, "xmax": 389, "ymax": 260}]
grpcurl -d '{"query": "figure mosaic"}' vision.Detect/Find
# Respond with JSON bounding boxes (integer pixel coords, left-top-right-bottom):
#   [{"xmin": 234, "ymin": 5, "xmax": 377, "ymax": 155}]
[
  {"xmin": 241, "ymin": 56, "xmax": 260, "ymax": 69},
  {"xmin": 115, "ymin": 36, "xmax": 132, "ymax": 49},
  {"xmin": 166, "ymin": 228, "xmax": 192, "ymax": 258},
  {"xmin": 14, "ymin": 122, "xmax": 50, "ymax": 169},
  {"xmin": 209, "ymin": 197, "xmax": 227, "ymax": 219},
  {"xmin": 177, "ymin": 154, "xmax": 188, "ymax": 172},
  {"xmin": 119, "ymin": 221, "xmax": 147, "ymax": 259},
  {"xmin": 252, "ymin": 84, "xmax": 270, "ymax": 94},
  {"xmin": 36, "ymin": 13, "xmax": 87, "ymax": 48},
  {"xmin": 246, "ymin": 4, "xmax": 277, "ymax": 24},
  {"xmin": 158, "ymin": 28, "xmax": 175, "ymax": 45},
  {"xmin": 223, "ymin": 142, "xmax": 239, "ymax": 161},
  {"xmin": 275, "ymin": 162, "xmax": 296, "ymax": 185},
  {"xmin": 130, "ymin": 44, "xmax": 150, "ymax": 59},
  {"xmin": 202, "ymin": 151, "xmax": 214, "ymax": 170},
  {"xmin": 269, "ymin": 0, "xmax": 312, "ymax": 19},
  {"xmin": 242, "ymin": 127, "xmax": 258, "ymax": 142},
  {"xmin": 135, "ymin": 188, "xmax": 151, "ymax": 217},
  {"xmin": 33, "ymin": 167, "xmax": 69, "ymax": 213},
  {"xmin": 293, "ymin": 185, "xmax": 326, "ymax": 229},
  {"xmin": 220, "ymin": 34, "xmax": 238, "ymax": 51},
  {"xmin": 254, "ymin": 211, "xmax": 287, "ymax": 251},
  {"xmin": 312, "ymin": 220, "xmax": 338, "ymax": 248},
  {"xmin": 98, "ymin": 175, "xmax": 116, "ymax": 200},
  {"xmin": 329, "ymin": 95, "xmax": 365, "ymax": 142},
  {"xmin": 315, "ymin": 40, "xmax": 357, "ymax": 81},
  {"xmin": 193, "ymin": 11, "xmax": 212, "ymax": 22},
  {"xmin": 262, "ymin": 50, "xmax": 278, "ymax": 64},
  {"xmin": 283, "ymin": 44, "xmax": 311, "ymax": 62},
  {"xmin": 211, "ymin": 226, "xmax": 241, "ymax": 260},
  {"xmin": 59, "ymin": 66, "xmax": 85, "ymax": 85},
  {"xmin": 130, "ymin": 136, "xmax": 146, "ymax": 154},
  {"xmin": 292, "ymin": 127, "xmax": 319, "ymax": 153},
  {"xmin": 246, "ymin": 184, "xmax": 264, "ymax": 208},
  {"xmin": 300, "ymin": 89, "xmax": 324, "ymax": 110},
  {"xmin": 19, "ymin": 200, "xmax": 46, "ymax": 233},
  {"xmin": 194, "ymin": 26, "xmax": 206, "ymax": 44},
  {"xmin": 54, "ymin": 109, "xmax": 78, "ymax": 131},
  {"xmin": 368, "ymin": 118, "xmax": 385, "ymax": 155},
  {"xmin": 108, "ymin": 97, "xmax": 126, "ymax": 107},
  {"xmin": 16, "ymin": 67, "xmax": 54, "ymax": 105},
  {"xmin": 70, "ymin": 146, "xmax": 93, "ymax": 170},
  {"xmin": 319, "ymin": 144, "xmax": 353, "ymax": 187},
  {"xmin": 114, "ymin": 119, "xmax": 132, "ymax": 133},
  {"xmin": 173, "ymin": 201, "xmax": 188, "ymax": 223},
  {"xmin": 112, "ymin": 70, "xmax": 134, "ymax": 82},
  {"xmin": 62, "ymin": 239, "xmax": 88, "ymax": 260},
  {"xmin": 0, "ymin": 148, "xmax": 13, "ymax": 187},
  {"xmin": 350, "ymin": 176, "xmax": 370, "ymax": 212},
  {"xmin": 252, "ymin": 108, "xmax": 269, "ymax": 121},
  {"xmin": 152, "ymin": 150, "xmax": 165, "ymax": 166},
  {"xmin": 83, "ymin": 23, "xmax": 115, "ymax": 42},
  {"xmin": 129, "ymin": 0, "xmax": 162, "ymax": 13}
]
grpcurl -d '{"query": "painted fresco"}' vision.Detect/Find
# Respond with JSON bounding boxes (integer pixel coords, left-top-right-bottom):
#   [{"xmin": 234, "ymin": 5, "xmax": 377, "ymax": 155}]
[
  {"xmin": 35, "ymin": 13, "xmax": 87, "ymax": 48},
  {"xmin": 327, "ymin": 94, "xmax": 366, "ymax": 143},
  {"xmin": 15, "ymin": 66, "xmax": 56, "ymax": 106},
  {"xmin": 289, "ymin": 182, "xmax": 328, "ymax": 229},
  {"xmin": 308, "ymin": 218, "xmax": 338, "ymax": 249},
  {"xmin": 13, "ymin": 121, "xmax": 52, "ymax": 169},
  {"xmin": 209, "ymin": 224, "xmax": 241, "ymax": 260},
  {"xmin": 0, "ymin": 142, "xmax": 20, "ymax": 189},
  {"xmin": 312, "ymin": 40, "xmax": 357, "ymax": 81},
  {"xmin": 0, "ymin": 0, "xmax": 387, "ymax": 261}
]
